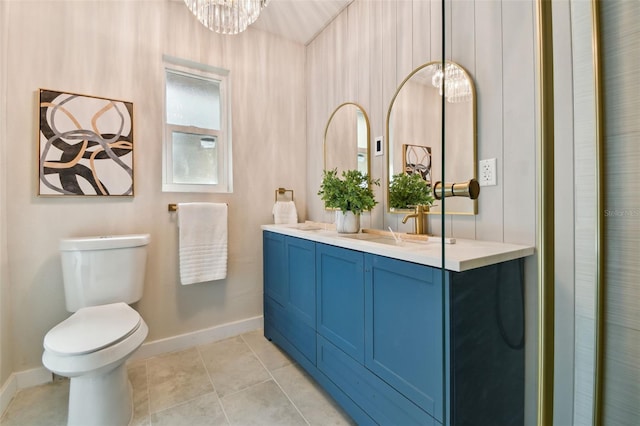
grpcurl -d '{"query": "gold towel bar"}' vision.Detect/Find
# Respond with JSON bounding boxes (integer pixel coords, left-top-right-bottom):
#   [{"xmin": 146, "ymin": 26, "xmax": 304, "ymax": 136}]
[
  {"xmin": 275, "ymin": 188, "xmax": 294, "ymax": 202},
  {"xmin": 168, "ymin": 203, "xmax": 227, "ymax": 212}
]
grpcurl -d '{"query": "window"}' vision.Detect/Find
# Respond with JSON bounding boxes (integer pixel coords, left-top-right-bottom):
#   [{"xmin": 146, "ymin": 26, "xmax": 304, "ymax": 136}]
[{"xmin": 163, "ymin": 55, "xmax": 232, "ymax": 192}]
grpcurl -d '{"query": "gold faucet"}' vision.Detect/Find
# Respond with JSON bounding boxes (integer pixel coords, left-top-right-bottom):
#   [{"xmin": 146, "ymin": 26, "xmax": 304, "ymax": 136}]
[{"xmin": 401, "ymin": 204, "xmax": 430, "ymax": 234}]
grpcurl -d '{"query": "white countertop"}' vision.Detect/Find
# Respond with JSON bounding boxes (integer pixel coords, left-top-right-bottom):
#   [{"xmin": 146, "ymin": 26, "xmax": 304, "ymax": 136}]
[{"xmin": 262, "ymin": 223, "xmax": 535, "ymax": 272}]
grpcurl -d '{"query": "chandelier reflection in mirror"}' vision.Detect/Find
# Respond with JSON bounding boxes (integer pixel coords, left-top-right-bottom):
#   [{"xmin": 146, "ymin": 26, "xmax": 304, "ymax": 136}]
[
  {"xmin": 183, "ymin": 0, "xmax": 269, "ymax": 34},
  {"xmin": 429, "ymin": 62, "xmax": 472, "ymax": 103}
]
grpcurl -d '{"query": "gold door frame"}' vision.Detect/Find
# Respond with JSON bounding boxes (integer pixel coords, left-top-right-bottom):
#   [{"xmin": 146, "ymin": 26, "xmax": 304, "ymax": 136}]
[
  {"xmin": 535, "ymin": 0, "xmax": 555, "ymax": 424},
  {"xmin": 535, "ymin": 0, "xmax": 604, "ymax": 424}
]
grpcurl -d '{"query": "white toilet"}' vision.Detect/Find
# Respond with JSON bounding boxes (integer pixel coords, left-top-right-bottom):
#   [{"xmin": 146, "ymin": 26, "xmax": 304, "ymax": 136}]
[{"xmin": 42, "ymin": 234, "xmax": 150, "ymax": 426}]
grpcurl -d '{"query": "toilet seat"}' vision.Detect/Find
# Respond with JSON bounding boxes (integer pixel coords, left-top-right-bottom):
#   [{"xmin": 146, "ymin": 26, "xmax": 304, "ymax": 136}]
[{"xmin": 44, "ymin": 302, "xmax": 141, "ymax": 356}]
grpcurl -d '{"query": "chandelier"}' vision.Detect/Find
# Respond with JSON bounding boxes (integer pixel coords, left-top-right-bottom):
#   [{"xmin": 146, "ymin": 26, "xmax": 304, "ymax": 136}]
[
  {"xmin": 183, "ymin": 0, "xmax": 269, "ymax": 35},
  {"xmin": 429, "ymin": 62, "xmax": 472, "ymax": 103}
]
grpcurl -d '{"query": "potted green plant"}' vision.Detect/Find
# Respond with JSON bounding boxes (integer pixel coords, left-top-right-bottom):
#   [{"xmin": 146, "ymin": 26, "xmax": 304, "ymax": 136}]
[
  {"xmin": 388, "ymin": 172, "xmax": 435, "ymax": 210},
  {"xmin": 318, "ymin": 168, "xmax": 380, "ymax": 233}
]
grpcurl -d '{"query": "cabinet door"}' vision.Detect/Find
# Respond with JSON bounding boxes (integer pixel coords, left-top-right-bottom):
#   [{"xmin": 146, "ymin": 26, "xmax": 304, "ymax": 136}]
[
  {"xmin": 316, "ymin": 244, "xmax": 365, "ymax": 362},
  {"xmin": 286, "ymin": 237, "xmax": 315, "ymax": 328},
  {"xmin": 263, "ymin": 231, "xmax": 287, "ymax": 307},
  {"xmin": 364, "ymin": 254, "xmax": 444, "ymax": 422},
  {"xmin": 284, "ymin": 237, "xmax": 316, "ymax": 363}
]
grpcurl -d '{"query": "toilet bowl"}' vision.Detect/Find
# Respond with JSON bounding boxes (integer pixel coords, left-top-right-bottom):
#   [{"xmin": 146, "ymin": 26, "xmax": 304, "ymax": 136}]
[
  {"xmin": 42, "ymin": 234, "xmax": 150, "ymax": 426},
  {"xmin": 43, "ymin": 302, "xmax": 148, "ymax": 426}
]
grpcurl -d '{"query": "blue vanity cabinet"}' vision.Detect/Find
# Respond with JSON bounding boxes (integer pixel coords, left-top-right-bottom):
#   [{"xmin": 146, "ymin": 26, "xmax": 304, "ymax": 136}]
[
  {"xmin": 263, "ymin": 230, "xmax": 525, "ymax": 426},
  {"xmin": 364, "ymin": 254, "xmax": 445, "ymax": 423},
  {"xmin": 263, "ymin": 232, "xmax": 316, "ymax": 366}
]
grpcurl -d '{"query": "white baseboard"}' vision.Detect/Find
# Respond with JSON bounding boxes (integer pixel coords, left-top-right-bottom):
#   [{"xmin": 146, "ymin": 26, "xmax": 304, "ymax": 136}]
[
  {"xmin": 1, "ymin": 367, "xmax": 52, "ymax": 416},
  {"xmin": 0, "ymin": 374, "xmax": 17, "ymax": 417},
  {"xmin": 130, "ymin": 315, "xmax": 264, "ymax": 362},
  {"xmin": 16, "ymin": 367, "xmax": 53, "ymax": 389}
]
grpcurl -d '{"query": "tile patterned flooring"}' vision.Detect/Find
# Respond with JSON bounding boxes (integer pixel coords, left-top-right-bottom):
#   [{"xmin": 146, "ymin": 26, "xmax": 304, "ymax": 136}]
[{"xmin": 0, "ymin": 330, "xmax": 354, "ymax": 426}]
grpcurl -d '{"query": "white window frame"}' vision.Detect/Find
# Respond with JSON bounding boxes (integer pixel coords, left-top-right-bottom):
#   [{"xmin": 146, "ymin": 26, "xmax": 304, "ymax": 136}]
[{"xmin": 162, "ymin": 55, "xmax": 233, "ymax": 193}]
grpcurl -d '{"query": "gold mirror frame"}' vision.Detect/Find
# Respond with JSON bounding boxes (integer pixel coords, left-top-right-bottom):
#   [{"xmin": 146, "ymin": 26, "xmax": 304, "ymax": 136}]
[
  {"xmin": 385, "ymin": 60, "xmax": 478, "ymax": 215},
  {"xmin": 323, "ymin": 102, "xmax": 371, "ymax": 179}
]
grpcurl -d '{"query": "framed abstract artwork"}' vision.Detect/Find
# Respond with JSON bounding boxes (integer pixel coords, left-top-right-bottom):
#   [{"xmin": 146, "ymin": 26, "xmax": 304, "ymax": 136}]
[
  {"xmin": 402, "ymin": 144, "xmax": 432, "ymax": 183},
  {"xmin": 38, "ymin": 89, "xmax": 134, "ymax": 196}
]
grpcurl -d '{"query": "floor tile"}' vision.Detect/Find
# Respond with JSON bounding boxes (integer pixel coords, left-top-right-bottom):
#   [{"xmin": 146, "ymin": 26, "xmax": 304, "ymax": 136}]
[
  {"xmin": 272, "ymin": 364, "xmax": 355, "ymax": 426},
  {"xmin": 0, "ymin": 379, "xmax": 68, "ymax": 426},
  {"xmin": 146, "ymin": 347, "xmax": 213, "ymax": 413},
  {"xmin": 150, "ymin": 392, "xmax": 228, "ymax": 426},
  {"xmin": 241, "ymin": 329, "xmax": 293, "ymax": 371},
  {"xmin": 198, "ymin": 336, "xmax": 271, "ymax": 397},
  {"xmin": 0, "ymin": 330, "xmax": 354, "ymax": 426},
  {"xmin": 128, "ymin": 361, "xmax": 150, "ymax": 425},
  {"xmin": 221, "ymin": 380, "xmax": 306, "ymax": 426}
]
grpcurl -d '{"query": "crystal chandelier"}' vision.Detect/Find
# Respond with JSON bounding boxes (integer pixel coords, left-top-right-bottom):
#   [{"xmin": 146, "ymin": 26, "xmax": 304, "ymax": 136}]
[
  {"xmin": 183, "ymin": 0, "xmax": 269, "ymax": 35},
  {"xmin": 429, "ymin": 63, "xmax": 472, "ymax": 103}
]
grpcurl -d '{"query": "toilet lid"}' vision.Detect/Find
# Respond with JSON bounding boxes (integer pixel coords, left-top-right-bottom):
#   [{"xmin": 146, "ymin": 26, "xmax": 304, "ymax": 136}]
[{"xmin": 44, "ymin": 302, "xmax": 141, "ymax": 356}]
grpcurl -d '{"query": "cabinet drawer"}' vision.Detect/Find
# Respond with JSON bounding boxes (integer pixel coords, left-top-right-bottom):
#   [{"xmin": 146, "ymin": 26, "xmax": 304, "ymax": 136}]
[
  {"xmin": 317, "ymin": 336, "xmax": 438, "ymax": 426},
  {"xmin": 265, "ymin": 296, "xmax": 316, "ymax": 365}
]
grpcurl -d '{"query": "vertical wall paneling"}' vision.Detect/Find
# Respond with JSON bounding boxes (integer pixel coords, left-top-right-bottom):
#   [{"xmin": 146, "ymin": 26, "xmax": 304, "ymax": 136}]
[
  {"xmin": 382, "ymin": 0, "xmax": 400, "ymax": 232},
  {"xmin": 601, "ymin": 1, "xmax": 640, "ymax": 423},
  {"xmin": 396, "ymin": 0, "xmax": 414, "ymax": 85},
  {"xmin": 307, "ymin": 27, "xmax": 331, "ymax": 223},
  {"xmin": 448, "ymin": 0, "xmax": 477, "ymax": 240},
  {"xmin": 381, "ymin": 0, "xmax": 398, "ymax": 132},
  {"xmin": 369, "ymin": 1, "xmax": 385, "ymax": 230},
  {"xmin": 501, "ymin": 0, "xmax": 536, "ymax": 246},
  {"xmin": 412, "ymin": 0, "xmax": 431, "ymax": 68},
  {"xmin": 474, "ymin": 0, "xmax": 504, "ymax": 242}
]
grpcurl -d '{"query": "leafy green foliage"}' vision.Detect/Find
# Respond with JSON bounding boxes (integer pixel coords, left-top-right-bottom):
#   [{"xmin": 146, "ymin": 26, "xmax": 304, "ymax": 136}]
[
  {"xmin": 317, "ymin": 168, "xmax": 380, "ymax": 214},
  {"xmin": 388, "ymin": 172, "xmax": 434, "ymax": 209}
]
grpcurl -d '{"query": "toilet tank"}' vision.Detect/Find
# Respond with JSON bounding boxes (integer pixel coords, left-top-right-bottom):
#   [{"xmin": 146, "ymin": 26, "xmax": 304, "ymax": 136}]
[{"xmin": 59, "ymin": 234, "xmax": 150, "ymax": 312}]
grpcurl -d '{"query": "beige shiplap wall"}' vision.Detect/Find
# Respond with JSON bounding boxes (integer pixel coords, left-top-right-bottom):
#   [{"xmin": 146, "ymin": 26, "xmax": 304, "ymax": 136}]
[
  {"xmin": 1, "ymin": 0, "xmax": 306, "ymax": 373},
  {"xmin": 306, "ymin": 0, "xmax": 538, "ymax": 423}
]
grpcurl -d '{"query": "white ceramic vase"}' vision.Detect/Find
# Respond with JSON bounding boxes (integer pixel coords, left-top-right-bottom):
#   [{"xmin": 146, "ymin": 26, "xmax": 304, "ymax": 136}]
[{"xmin": 335, "ymin": 211, "xmax": 360, "ymax": 233}]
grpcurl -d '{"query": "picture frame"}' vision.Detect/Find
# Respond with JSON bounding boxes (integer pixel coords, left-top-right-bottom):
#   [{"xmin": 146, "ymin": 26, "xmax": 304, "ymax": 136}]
[{"xmin": 38, "ymin": 89, "xmax": 134, "ymax": 196}]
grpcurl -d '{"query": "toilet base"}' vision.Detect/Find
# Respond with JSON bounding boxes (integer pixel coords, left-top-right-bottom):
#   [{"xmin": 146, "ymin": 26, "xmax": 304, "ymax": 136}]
[{"xmin": 67, "ymin": 361, "xmax": 132, "ymax": 426}]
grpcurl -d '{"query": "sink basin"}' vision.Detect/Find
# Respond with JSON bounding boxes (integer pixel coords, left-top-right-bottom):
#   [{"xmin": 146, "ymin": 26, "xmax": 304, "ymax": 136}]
[{"xmin": 338, "ymin": 232, "xmax": 424, "ymax": 248}]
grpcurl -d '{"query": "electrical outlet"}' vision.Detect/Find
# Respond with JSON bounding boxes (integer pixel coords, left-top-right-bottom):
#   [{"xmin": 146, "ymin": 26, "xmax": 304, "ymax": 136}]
[{"xmin": 479, "ymin": 158, "xmax": 497, "ymax": 186}]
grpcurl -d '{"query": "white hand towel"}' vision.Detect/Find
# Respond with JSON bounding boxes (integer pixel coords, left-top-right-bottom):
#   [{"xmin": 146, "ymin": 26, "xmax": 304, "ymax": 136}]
[
  {"xmin": 272, "ymin": 200, "xmax": 298, "ymax": 224},
  {"xmin": 178, "ymin": 203, "xmax": 227, "ymax": 285}
]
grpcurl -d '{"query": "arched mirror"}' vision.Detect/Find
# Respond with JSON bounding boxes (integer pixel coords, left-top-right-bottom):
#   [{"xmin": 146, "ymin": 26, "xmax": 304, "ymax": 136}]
[
  {"xmin": 324, "ymin": 102, "xmax": 370, "ymax": 176},
  {"xmin": 386, "ymin": 60, "xmax": 477, "ymax": 214}
]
